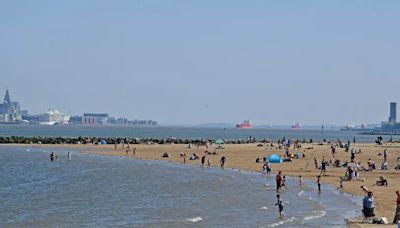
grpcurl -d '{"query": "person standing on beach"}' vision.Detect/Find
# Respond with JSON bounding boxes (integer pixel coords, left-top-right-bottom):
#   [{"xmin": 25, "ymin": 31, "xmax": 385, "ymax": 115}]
[
  {"xmin": 314, "ymin": 157, "xmax": 318, "ymax": 169},
  {"xmin": 393, "ymin": 191, "xmax": 400, "ymax": 224},
  {"xmin": 320, "ymin": 160, "xmax": 326, "ymax": 176},
  {"xmin": 351, "ymin": 148, "xmax": 356, "ymax": 162},
  {"xmin": 201, "ymin": 155, "xmax": 206, "ymax": 167},
  {"xmin": 220, "ymin": 156, "xmax": 226, "ymax": 169},
  {"xmin": 133, "ymin": 147, "xmax": 136, "ymax": 155},
  {"xmin": 275, "ymin": 194, "xmax": 285, "ymax": 218},
  {"xmin": 362, "ymin": 191, "xmax": 375, "ymax": 221},
  {"xmin": 207, "ymin": 157, "xmax": 211, "ymax": 167},
  {"xmin": 331, "ymin": 145, "xmax": 336, "ymax": 158},
  {"xmin": 316, "ymin": 176, "xmax": 321, "ymax": 192}
]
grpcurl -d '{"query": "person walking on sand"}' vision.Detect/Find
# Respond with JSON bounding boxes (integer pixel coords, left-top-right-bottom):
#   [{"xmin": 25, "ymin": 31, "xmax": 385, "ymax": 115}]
[
  {"xmin": 393, "ymin": 190, "xmax": 400, "ymax": 223},
  {"xmin": 393, "ymin": 190, "xmax": 400, "ymax": 224},
  {"xmin": 133, "ymin": 147, "xmax": 136, "ymax": 155},
  {"xmin": 316, "ymin": 176, "xmax": 321, "ymax": 192},
  {"xmin": 393, "ymin": 191, "xmax": 400, "ymax": 224},
  {"xmin": 275, "ymin": 194, "xmax": 285, "ymax": 218},
  {"xmin": 220, "ymin": 156, "xmax": 226, "ymax": 169}
]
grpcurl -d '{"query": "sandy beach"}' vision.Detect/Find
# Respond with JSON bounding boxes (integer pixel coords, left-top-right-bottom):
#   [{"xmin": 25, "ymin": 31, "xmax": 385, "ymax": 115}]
[{"xmin": 6, "ymin": 142, "xmax": 399, "ymax": 227}]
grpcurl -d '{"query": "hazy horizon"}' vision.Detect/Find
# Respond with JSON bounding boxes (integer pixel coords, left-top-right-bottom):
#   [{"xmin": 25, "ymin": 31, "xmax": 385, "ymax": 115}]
[{"xmin": 1, "ymin": 1, "xmax": 399, "ymax": 125}]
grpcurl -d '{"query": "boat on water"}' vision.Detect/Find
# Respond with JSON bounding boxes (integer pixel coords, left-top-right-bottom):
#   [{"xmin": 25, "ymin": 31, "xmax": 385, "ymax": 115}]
[
  {"xmin": 340, "ymin": 124, "xmax": 371, "ymax": 132},
  {"xmin": 236, "ymin": 120, "xmax": 252, "ymax": 129},
  {"xmin": 291, "ymin": 122, "xmax": 301, "ymax": 129}
]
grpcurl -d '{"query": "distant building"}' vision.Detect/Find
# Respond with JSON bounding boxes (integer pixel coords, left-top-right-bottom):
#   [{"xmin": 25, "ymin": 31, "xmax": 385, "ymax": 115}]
[
  {"xmin": 82, "ymin": 113, "xmax": 109, "ymax": 125},
  {"xmin": 0, "ymin": 89, "xmax": 22, "ymax": 123},
  {"xmin": 69, "ymin": 116, "xmax": 82, "ymax": 125},
  {"xmin": 128, "ymin": 120, "xmax": 158, "ymax": 126},
  {"xmin": 116, "ymin": 117, "xmax": 128, "ymax": 125},
  {"xmin": 389, "ymin": 102, "xmax": 397, "ymax": 123},
  {"xmin": 378, "ymin": 102, "xmax": 400, "ymax": 133}
]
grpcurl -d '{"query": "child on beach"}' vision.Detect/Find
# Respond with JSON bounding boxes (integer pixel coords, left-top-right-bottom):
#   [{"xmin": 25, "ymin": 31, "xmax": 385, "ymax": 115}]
[
  {"xmin": 281, "ymin": 176, "xmax": 288, "ymax": 190},
  {"xmin": 299, "ymin": 175, "xmax": 304, "ymax": 189},
  {"xmin": 275, "ymin": 194, "xmax": 285, "ymax": 218},
  {"xmin": 316, "ymin": 176, "xmax": 321, "ymax": 192}
]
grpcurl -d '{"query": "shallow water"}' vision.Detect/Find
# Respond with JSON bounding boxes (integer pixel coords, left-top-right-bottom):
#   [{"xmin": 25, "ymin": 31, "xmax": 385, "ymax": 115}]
[{"xmin": 0, "ymin": 146, "xmax": 362, "ymax": 227}]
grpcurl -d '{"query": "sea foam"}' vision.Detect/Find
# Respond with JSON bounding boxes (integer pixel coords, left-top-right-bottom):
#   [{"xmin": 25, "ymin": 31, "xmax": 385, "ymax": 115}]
[
  {"xmin": 186, "ymin": 217, "xmax": 203, "ymax": 223},
  {"xmin": 303, "ymin": 210, "xmax": 326, "ymax": 221}
]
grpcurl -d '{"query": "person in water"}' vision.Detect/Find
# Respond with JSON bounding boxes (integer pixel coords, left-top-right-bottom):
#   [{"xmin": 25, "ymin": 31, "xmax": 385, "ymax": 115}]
[
  {"xmin": 299, "ymin": 175, "xmax": 304, "ymax": 189},
  {"xmin": 67, "ymin": 152, "xmax": 71, "ymax": 161},
  {"xmin": 337, "ymin": 179, "xmax": 344, "ymax": 193},
  {"xmin": 316, "ymin": 176, "xmax": 321, "ymax": 192},
  {"xmin": 275, "ymin": 194, "xmax": 285, "ymax": 218},
  {"xmin": 276, "ymin": 171, "xmax": 283, "ymax": 191},
  {"xmin": 50, "ymin": 152, "xmax": 54, "ymax": 161}
]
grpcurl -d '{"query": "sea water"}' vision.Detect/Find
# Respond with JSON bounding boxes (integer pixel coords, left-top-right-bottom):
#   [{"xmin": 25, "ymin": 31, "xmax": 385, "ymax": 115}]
[
  {"xmin": 0, "ymin": 125, "xmax": 393, "ymax": 143},
  {"xmin": 0, "ymin": 146, "xmax": 361, "ymax": 227}
]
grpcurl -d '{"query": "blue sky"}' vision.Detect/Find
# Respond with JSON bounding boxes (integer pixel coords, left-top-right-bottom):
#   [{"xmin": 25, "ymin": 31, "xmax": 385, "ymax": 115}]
[{"xmin": 1, "ymin": 1, "xmax": 399, "ymax": 125}]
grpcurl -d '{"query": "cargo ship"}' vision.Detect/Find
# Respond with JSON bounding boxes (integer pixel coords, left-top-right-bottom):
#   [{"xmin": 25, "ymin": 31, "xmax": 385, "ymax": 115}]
[
  {"xmin": 236, "ymin": 120, "xmax": 252, "ymax": 129},
  {"xmin": 291, "ymin": 122, "xmax": 301, "ymax": 129}
]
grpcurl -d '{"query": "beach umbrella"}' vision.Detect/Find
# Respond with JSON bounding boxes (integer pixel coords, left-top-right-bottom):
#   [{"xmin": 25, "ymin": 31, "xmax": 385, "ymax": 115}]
[
  {"xmin": 215, "ymin": 139, "xmax": 224, "ymax": 144},
  {"xmin": 268, "ymin": 154, "xmax": 283, "ymax": 163}
]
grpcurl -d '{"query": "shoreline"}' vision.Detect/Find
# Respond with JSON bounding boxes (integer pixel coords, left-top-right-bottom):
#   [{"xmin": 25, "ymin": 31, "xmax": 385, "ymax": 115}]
[{"xmin": 2, "ymin": 142, "xmax": 399, "ymax": 227}]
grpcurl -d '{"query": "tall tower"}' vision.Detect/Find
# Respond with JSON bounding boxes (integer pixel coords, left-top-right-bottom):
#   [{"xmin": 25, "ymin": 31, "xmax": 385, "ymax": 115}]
[
  {"xmin": 3, "ymin": 89, "xmax": 11, "ymax": 104},
  {"xmin": 389, "ymin": 102, "xmax": 397, "ymax": 123},
  {"xmin": 3, "ymin": 89, "xmax": 12, "ymax": 122}
]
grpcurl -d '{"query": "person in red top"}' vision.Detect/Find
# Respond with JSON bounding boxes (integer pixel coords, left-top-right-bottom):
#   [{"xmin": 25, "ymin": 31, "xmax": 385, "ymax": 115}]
[
  {"xmin": 276, "ymin": 171, "xmax": 283, "ymax": 191},
  {"xmin": 393, "ymin": 191, "xmax": 400, "ymax": 224}
]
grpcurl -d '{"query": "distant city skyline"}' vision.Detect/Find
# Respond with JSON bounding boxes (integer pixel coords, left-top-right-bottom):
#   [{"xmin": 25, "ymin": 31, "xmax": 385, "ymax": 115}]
[{"xmin": 1, "ymin": 1, "xmax": 399, "ymax": 125}]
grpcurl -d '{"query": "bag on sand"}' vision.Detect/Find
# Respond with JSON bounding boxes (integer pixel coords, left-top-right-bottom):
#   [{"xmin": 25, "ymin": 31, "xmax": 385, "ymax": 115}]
[{"xmin": 372, "ymin": 217, "xmax": 388, "ymax": 224}]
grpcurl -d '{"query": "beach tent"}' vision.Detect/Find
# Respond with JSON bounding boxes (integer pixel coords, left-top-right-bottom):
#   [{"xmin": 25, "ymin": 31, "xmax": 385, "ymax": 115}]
[
  {"xmin": 100, "ymin": 139, "xmax": 107, "ymax": 145},
  {"xmin": 268, "ymin": 154, "xmax": 283, "ymax": 163},
  {"xmin": 215, "ymin": 139, "xmax": 224, "ymax": 144}
]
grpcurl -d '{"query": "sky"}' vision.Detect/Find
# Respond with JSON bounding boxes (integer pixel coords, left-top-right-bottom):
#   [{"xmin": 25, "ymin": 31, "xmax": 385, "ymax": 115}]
[{"xmin": 1, "ymin": 0, "xmax": 400, "ymax": 126}]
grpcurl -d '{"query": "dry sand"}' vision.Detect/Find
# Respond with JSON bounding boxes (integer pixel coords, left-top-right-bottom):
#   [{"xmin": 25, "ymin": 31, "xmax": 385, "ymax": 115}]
[{"xmin": 6, "ymin": 142, "xmax": 400, "ymax": 227}]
